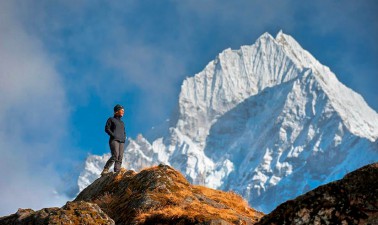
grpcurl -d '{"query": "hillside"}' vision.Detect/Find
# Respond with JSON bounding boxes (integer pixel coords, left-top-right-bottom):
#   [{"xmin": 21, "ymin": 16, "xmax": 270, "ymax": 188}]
[
  {"xmin": 75, "ymin": 164, "xmax": 264, "ymax": 224},
  {"xmin": 1, "ymin": 165, "xmax": 263, "ymax": 225}
]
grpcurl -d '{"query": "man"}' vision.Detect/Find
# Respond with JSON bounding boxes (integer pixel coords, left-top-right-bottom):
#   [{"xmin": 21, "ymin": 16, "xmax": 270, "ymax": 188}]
[{"xmin": 101, "ymin": 104, "xmax": 126, "ymax": 175}]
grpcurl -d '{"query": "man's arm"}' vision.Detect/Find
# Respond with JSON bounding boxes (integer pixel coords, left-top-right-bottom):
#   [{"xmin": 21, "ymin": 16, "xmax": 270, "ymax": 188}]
[{"xmin": 105, "ymin": 118, "xmax": 114, "ymax": 137}]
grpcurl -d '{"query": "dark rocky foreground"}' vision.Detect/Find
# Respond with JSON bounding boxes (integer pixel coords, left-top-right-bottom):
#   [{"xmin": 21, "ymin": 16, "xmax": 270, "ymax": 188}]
[
  {"xmin": 0, "ymin": 201, "xmax": 114, "ymax": 225},
  {"xmin": 1, "ymin": 163, "xmax": 377, "ymax": 224},
  {"xmin": 257, "ymin": 162, "xmax": 378, "ymax": 225}
]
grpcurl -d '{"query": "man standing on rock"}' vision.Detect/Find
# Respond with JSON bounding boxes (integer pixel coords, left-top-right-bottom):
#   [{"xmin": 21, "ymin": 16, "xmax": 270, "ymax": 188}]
[{"xmin": 101, "ymin": 104, "xmax": 126, "ymax": 175}]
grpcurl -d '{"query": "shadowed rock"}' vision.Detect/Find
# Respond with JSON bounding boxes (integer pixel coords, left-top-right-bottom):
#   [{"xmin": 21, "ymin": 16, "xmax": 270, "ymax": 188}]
[
  {"xmin": 257, "ymin": 162, "xmax": 378, "ymax": 225},
  {"xmin": 0, "ymin": 201, "xmax": 114, "ymax": 225}
]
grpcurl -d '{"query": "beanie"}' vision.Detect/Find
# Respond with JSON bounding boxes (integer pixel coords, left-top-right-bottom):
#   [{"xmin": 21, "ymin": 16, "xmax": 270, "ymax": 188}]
[{"xmin": 113, "ymin": 104, "xmax": 124, "ymax": 113}]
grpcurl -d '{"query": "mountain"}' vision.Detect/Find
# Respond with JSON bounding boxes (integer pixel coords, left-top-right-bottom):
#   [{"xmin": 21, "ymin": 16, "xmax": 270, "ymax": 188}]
[
  {"xmin": 256, "ymin": 162, "xmax": 378, "ymax": 225},
  {"xmin": 0, "ymin": 165, "xmax": 264, "ymax": 225},
  {"xmin": 78, "ymin": 31, "xmax": 378, "ymax": 212}
]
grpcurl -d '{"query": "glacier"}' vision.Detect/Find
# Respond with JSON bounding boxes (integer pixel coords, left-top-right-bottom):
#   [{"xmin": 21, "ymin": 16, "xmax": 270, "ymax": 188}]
[{"xmin": 78, "ymin": 31, "xmax": 378, "ymax": 212}]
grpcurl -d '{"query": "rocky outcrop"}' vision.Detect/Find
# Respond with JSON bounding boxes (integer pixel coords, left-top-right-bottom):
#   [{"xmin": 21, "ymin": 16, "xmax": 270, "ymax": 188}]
[
  {"xmin": 0, "ymin": 201, "xmax": 114, "ymax": 225},
  {"xmin": 1, "ymin": 165, "xmax": 263, "ymax": 225},
  {"xmin": 75, "ymin": 164, "xmax": 264, "ymax": 224},
  {"xmin": 257, "ymin": 162, "xmax": 378, "ymax": 225}
]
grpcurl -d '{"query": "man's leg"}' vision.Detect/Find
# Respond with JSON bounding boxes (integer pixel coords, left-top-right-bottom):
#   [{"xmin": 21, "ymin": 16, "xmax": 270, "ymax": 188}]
[
  {"xmin": 102, "ymin": 140, "xmax": 118, "ymax": 174},
  {"xmin": 114, "ymin": 142, "xmax": 125, "ymax": 172}
]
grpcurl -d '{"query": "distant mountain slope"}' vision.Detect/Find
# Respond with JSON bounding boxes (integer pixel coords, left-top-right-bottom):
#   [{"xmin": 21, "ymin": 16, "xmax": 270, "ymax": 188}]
[{"xmin": 78, "ymin": 31, "xmax": 378, "ymax": 213}]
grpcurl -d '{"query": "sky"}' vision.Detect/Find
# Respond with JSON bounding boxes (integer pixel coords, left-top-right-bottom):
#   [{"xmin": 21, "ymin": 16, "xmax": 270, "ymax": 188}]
[{"xmin": 0, "ymin": 0, "xmax": 377, "ymax": 215}]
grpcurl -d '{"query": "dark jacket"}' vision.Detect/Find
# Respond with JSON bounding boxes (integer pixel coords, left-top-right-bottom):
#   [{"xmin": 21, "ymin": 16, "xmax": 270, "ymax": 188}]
[{"xmin": 105, "ymin": 116, "xmax": 126, "ymax": 143}]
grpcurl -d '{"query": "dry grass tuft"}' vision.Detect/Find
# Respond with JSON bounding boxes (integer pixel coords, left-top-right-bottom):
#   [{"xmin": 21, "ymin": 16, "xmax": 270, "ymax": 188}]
[{"xmin": 134, "ymin": 181, "xmax": 263, "ymax": 224}]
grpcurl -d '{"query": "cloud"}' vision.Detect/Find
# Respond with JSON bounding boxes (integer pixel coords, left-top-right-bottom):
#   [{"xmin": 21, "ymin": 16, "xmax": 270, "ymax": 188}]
[
  {"xmin": 17, "ymin": 1, "xmax": 192, "ymax": 125},
  {"xmin": 0, "ymin": 1, "xmax": 70, "ymax": 215}
]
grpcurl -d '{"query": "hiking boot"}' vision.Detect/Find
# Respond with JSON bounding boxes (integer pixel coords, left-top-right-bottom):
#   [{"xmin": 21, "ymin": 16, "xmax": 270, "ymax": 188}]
[{"xmin": 101, "ymin": 168, "xmax": 110, "ymax": 176}]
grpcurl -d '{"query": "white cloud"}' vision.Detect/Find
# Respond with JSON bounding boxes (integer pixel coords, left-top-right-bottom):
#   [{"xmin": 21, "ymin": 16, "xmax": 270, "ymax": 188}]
[{"xmin": 0, "ymin": 1, "xmax": 70, "ymax": 215}]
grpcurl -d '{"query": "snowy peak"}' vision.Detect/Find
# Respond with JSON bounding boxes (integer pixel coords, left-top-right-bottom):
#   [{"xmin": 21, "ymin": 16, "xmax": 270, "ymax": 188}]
[
  {"xmin": 177, "ymin": 31, "xmax": 308, "ymax": 144},
  {"xmin": 275, "ymin": 31, "xmax": 317, "ymax": 69},
  {"xmin": 178, "ymin": 31, "xmax": 378, "ymax": 144},
  {"xmin": 173, "ymin": 31, "xmax": 378, "ymax": 211},
  {"xmin": 274, "ymin": 32, "xmax": 378, "ymax": 141},
  {"xmin": 204, "ymin": 66, "xmax": 378, "ymax": 211},
  {"xmin": 313, "ymin": 68, "xmax": 378, "ymax": 141}
]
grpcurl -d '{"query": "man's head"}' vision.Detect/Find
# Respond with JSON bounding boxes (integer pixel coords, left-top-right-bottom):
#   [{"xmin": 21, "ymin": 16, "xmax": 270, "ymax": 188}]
[{"xmin": 114, "ymin": 104, "xmax": 125, "ymax": 117}]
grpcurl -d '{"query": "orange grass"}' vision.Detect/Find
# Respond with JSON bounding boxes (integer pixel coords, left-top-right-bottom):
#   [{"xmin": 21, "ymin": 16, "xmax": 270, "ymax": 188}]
[
  {"xmin": 77, "ymin": 165, "xmax": 263, "ymax": 224},
  {"xmin": 135, "ymin": 183, "xmax": 262, "ymax": 223}
]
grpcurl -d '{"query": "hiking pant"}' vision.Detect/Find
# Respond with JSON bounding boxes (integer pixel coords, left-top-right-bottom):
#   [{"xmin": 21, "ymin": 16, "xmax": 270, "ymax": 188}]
[{"xmin": 104, "ymin": 140, "xmax": 125, "ymax": 172}]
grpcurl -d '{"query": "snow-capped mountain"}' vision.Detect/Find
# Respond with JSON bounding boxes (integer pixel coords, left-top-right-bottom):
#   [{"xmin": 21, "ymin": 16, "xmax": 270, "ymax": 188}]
[{"xmin": 78, "ymin": 31, "xmax": 378, "ymax": 212}]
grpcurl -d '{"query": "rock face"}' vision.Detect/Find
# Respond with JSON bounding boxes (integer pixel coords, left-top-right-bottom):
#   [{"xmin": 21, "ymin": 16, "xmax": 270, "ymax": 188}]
[
  {"xmin": 0, "ymin": 201, "xmax": 114, "ymax": 225},
  {"xmin": 256, "ymin": 162, "xmax": 378, "ymax": 225},
  {"xmin": 75, "ymin": 164, "xmax": 264, "ymax": 224}
]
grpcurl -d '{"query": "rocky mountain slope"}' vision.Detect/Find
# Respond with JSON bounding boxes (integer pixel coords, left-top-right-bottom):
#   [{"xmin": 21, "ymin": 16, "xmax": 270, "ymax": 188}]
[
  {"xmin": 76, "ymin": 164, "xmax": 263, "ymax": 224},
  {"xmin": 257, "ymin": 162, "xmax": 378, "ymax": 225},
  {"xmin": 1, "ymin": 163, "xmax": 376, "ymax": 224},
  {"xmin": 79, "ymin": 31, "xmax": 378, "ymax": 212},
  {"xmin": 1, "ymin": 165, "xmax": 263, "ymax": 225}
]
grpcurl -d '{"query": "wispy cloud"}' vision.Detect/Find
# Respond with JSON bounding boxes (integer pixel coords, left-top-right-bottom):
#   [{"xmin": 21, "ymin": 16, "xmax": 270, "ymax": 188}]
[{"xmin": 0, "ymin": 0, "xmax": 70, "ymax": 215}]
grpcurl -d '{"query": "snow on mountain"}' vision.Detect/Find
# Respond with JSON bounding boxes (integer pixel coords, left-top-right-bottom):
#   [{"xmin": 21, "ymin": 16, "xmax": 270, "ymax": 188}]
[
  {"xmin": 78, "ymin": 31, "xmax": 378, "ymax": 213},
  {"xmin": 204, "ymin": 71, "xmax": 378, "ymax": 211}
]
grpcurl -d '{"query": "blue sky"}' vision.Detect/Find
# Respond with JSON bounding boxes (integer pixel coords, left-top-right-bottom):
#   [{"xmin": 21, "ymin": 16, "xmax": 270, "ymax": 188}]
[{"xmin": 0, "ymin": 0, "xmax": 377, "ymax": 215}]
